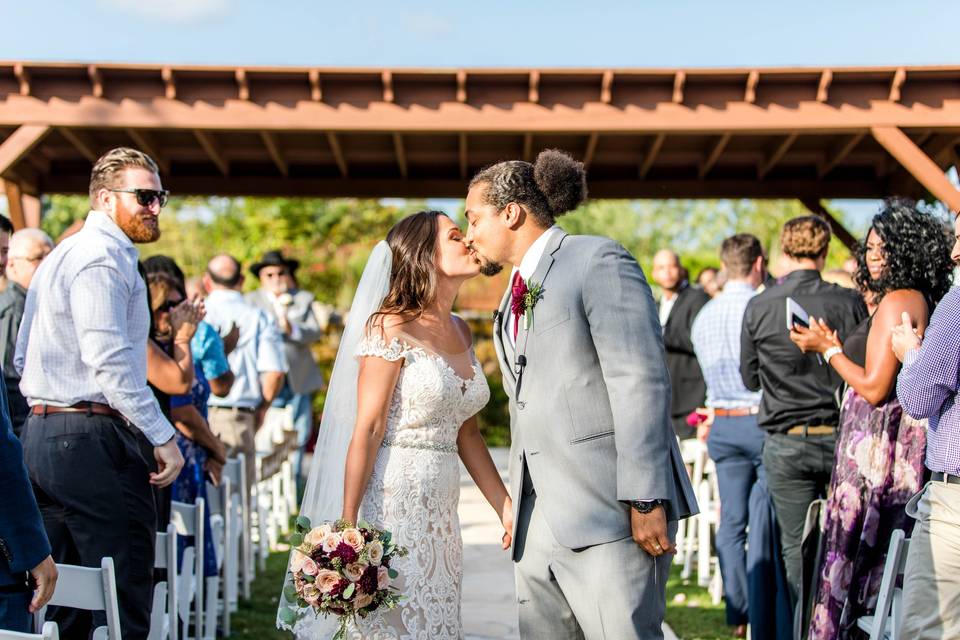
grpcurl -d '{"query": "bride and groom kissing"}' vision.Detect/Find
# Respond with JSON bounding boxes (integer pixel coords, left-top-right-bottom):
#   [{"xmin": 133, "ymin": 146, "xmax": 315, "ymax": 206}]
[{"xmin": 284, "ymin": 149, "xmax": 697, "ymax": 639}]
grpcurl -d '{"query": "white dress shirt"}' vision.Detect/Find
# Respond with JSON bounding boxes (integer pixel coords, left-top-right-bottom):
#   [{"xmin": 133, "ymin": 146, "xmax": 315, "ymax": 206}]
[
  {"xmin": 14, "ymin": 210, "xmax": 175, "ymax": 446},
  {"xmin": 658, "ymin": 291, "xmax": 678, "ymax": 327},
  {"xmin": 503, "ymin": 226, "xmax": 563, "ymax": 347}
]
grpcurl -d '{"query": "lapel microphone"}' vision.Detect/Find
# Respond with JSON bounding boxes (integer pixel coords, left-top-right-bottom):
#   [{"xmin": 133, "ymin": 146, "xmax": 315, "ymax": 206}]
[{"xmin": 493, "ymin": 310, "xmax": 502, "ymax": 334}]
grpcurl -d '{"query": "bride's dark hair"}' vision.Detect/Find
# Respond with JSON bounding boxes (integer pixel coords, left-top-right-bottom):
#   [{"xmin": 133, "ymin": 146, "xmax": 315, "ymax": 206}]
[{"xmin": 368, "ymin": 210, "xmax": 446, "ymax": 329}]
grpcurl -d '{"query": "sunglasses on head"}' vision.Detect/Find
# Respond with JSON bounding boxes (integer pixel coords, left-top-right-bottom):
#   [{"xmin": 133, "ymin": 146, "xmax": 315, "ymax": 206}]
[{"xmin": 110, "ymin": 188, "xmax": 170, "ymax": 208}]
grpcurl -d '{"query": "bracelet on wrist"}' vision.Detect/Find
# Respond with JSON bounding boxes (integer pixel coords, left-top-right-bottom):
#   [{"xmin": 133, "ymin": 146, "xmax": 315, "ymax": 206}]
[{"xmin": 823, "ymin": 346, "xmax": 843, "ymax": 364}]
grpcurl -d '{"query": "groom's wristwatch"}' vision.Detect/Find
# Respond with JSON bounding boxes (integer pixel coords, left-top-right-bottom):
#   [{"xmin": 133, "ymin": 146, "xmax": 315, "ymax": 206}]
[{"xmin": 629, "ymin": 499, "xmax": 663, "ymax": 514}]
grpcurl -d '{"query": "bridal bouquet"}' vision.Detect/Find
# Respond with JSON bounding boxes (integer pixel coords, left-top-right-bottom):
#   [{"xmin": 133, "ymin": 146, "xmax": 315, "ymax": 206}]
[{"xmin": 278, "ymin": 516, "xmax": 408, "ymax": 639}]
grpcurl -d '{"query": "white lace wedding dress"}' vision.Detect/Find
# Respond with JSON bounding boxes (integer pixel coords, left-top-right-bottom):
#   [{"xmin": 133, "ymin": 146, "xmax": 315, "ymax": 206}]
[{"xmin": 335, "ymin": 331, "xmax": 489, "ymax": 640}]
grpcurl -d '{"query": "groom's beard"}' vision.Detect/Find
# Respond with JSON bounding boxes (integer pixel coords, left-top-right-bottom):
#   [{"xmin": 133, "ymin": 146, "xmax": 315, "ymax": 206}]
[{"xmin": 476, "ymin": 254, "xmax": 503, "ymax": 277}]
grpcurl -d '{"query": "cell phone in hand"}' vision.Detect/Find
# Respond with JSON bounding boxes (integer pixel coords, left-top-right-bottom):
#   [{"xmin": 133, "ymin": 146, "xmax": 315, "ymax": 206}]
[{"xmin": 785, "ymin": 297, "xmax": 811, "ymax": 331}]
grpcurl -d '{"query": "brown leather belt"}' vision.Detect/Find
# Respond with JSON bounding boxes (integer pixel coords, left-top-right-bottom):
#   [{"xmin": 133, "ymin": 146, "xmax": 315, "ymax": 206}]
[
  {"xmin": 714, "ymin": 407, "xmax": 759, "ymax": 417},
  {"xmin": 786, "ymin": 424, "xmax": 835, "ymax": 436},
  {"xmin": 32, "ymin": 401, "xmax": 123, "ymax": 420}
]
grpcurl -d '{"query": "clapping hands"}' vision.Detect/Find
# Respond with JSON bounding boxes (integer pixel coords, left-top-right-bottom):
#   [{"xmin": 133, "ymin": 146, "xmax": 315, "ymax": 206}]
[{"xmin": 171, "ymin": 298, "xmax": 206, "ymax": 343}]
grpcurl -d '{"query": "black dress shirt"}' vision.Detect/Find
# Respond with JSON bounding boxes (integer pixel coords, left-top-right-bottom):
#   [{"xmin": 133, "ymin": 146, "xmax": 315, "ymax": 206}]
[{"xmin": 740, "ymin": 270, "xmax": 867, "ymax": 433}]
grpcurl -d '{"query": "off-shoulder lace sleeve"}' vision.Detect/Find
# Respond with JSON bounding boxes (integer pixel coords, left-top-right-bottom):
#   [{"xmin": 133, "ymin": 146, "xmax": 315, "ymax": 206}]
[{"xmin": 356, "ymin": 332, "xmax": 410, "ymax": 362}]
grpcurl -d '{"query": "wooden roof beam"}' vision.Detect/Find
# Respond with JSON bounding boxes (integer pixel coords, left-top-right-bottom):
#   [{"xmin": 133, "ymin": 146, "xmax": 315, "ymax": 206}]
[
  {"xmin": 308, "ymin": 69, "xmax": 322, "ymax": 102},
  {"xmin": 818, "ymin": 132, "xmax": 866, "ymax": 178},
  {"xmin": 193, "ymin": 130, "xmax": 229, "ymax": 175},
  {"xmin": 125, "ymin": 129, "xmax": 170, "ymax": 174},
  {"xmin": 4, "ymin": 179, "xmax": 25, "ymax": 229},
  {"xmin": 757, "ymin": 133, "xmax": 798, "ymax": 180},
  {"xmin": 583, "ymin": 133, "xmax": 599, "ymax": 170},
  {"xmin": 326, "ymin": 132, "xmax": 348, "ymax": 178},
  {"xmin": 698, "ymin": 133, "xmax": 731, "ymax": 179},
  {"xmin": 872, "ymin": 125, "xmax": 960, "ymax": 213},
  {"xmin": 800, "ymin": 198, "xmax": 859, "ymax": 252},
  {"xmin": 260, "ymin": 131, "xmax": 288, "ymax": 177},
  {"xmin": 817, "ymin": 69, "xmax": 833, "ymax": 103},
  {"xmin": 381, "ymin": 71, "xmax": 394, "ymax": 103},
  {"xmin": 235, "ymin": 68, "xmax": 249, "ymax": 101},
  {"xmin": 639, "ymin": 133, "xmax": 665, "ymax": 178},
  {"xmin": 600, "ymin": 70, "xmax": 614, "ymax": 104},
  {"xmin": 672, "ymin": 71, "xmax": 685, "ymax": 103},
  {"xmin": 59, "ymin": 128, "xmax": 98, "ymax": 162},
  {"xmin": 528, "ymin": 71, "xmax": 540, "ymax": 104},
  {"xmin": 392, "ymin": 133, "xmax": 407, "ymax": 179},
  {"xmin": 744, "ymin": 70, "xmax": 759, "ymax": 104},
  {"xmin": 13, "ymin": 63, "xmax": 29, "ymax": 96},
  {"xmin": 88, "ymin": 65, "xmax": 103, "ymax": 98},
  {"xmin": 0, "ymin": 124, "xmax": 50, "ymax": 177},
  {"xmin": 456, "ymin": 70, "xmax": 467, "ymax": 103},
  {"xmin": 161, "ymin": 66, "xmax": 176, "ymax": 99},
  {"xmin": 522, "ymin": 133, "xmax": 533, "ymax": 162},
  {"xmin": 889, "ymin": 68, "xmax": 906, "ymax": 102}
]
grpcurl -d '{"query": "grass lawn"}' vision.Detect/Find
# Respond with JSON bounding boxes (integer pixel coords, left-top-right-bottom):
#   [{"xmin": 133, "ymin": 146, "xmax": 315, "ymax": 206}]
[
  {"xmin": 665, "ymin": 564, "xmax": 730, "ymax": 640},
  {"xmin": 234, "ymin": 551, "xmax": 728, "ymax": 640}
]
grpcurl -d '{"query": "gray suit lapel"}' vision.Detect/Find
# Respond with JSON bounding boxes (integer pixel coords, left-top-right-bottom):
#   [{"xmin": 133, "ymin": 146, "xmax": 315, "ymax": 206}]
[
  {"xmin": 516, "ymin": 230, "xmax": 566, "ymax": 349},
  {"xmin": 494, "ymin": 285, "xmax": 516, "ymax": 391}
]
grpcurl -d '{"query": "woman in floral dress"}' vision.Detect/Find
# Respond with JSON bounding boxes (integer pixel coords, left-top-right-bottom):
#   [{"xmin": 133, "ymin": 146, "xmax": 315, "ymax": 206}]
[{"xmin": 790, "ymin": 199, "xmax": 954, "ymax": 639}]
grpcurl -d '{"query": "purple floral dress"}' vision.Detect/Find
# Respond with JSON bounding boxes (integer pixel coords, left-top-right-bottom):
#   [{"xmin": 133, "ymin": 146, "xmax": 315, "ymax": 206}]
[{"xmin": 808, "ymin": 385, "xmax": 926, "ymax": 639}]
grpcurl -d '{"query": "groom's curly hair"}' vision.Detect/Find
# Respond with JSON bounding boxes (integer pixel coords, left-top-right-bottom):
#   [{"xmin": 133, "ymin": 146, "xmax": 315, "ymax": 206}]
[
  {"xmin": 368, "ymin": 210, "xmax": 445, "ymax": 329},
  {"xmin": 469, "ymin": 149, "xmax": 588, "ymax": 228}
]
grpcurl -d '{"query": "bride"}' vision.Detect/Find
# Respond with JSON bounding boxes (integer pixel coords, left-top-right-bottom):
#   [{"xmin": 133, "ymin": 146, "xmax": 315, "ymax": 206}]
[{"xmin": 282, "ymin": 210, "xmax": 513, "ymax": 639}]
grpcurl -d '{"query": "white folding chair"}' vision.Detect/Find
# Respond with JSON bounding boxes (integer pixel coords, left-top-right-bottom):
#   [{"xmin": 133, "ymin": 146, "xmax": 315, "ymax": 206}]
[
  {"xmin": 34, "ymin": 557, "xmax": 121, "ymax": 640},
  {"xmin": 0, "ymin": 622, "xmax": 59, "ymax": 640},
  {"xmin": 149, "ymin": 523, "xmax": 179, "ymax": 640},
  {"xmin": 170, "ymin": 499, "xmax": 205, "ymax": 640},
  {"xmin": 225, "ymin": 455, "xmax": 252, "ymax": 599},
  {"xmin": 856, "ymin": 529, "xmax": 910, "ymax": 640},
  {"xmin": 203, "ymin": 480, "xmax": 229, "ymax": 640}
]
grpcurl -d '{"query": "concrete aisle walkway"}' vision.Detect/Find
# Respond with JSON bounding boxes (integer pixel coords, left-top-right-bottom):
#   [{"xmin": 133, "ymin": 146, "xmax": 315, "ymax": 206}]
[{"xmin": 458, "ymin": 447, "xmax": 678, "ymax": 640}]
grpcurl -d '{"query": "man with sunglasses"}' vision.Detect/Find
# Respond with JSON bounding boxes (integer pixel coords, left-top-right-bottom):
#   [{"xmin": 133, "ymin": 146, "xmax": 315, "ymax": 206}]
[
  {"xmin": 0, "ymin": 229, "xmax": 53, "ymax": 437},
  {"xmin": 15, "ymin": 147, "xmax": 184, "ymax": 639}
]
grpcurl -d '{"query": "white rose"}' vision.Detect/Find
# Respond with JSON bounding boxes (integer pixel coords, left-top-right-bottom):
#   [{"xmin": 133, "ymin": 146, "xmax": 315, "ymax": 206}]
[
  {"xmin": 343, "ymin": 562, "xmax": 366, "ymax": 583},
  {"xmin": 377, "ymin": 566, "xmax": 390, "ymax": 590},
  {"xmin": 321, "ymin": 532, "xmax": 342, "ymax": 554},
  {"xmin": 366, "ymin": 540, "xmax": 384, "ymax": 566},
  {"xmin": 304, "ymin": 527, "xmax": 327, "ymax": 547},
  {"xmin": 354, "ymin": 592, "xmax": 374, "ymax": 609},
  {"xmin": 290, "ymin": 549, "xmax": 309, "ymax": 573},
  {"xmin": 341, "ymin": 528, "xmax": 364, "ymax": 552}
]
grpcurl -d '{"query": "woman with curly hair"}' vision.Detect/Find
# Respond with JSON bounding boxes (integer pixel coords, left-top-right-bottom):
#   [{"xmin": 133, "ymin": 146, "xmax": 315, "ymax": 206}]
[{"xmin": 790, "ymin": 199, "xmax": 954, "ymax": 639}]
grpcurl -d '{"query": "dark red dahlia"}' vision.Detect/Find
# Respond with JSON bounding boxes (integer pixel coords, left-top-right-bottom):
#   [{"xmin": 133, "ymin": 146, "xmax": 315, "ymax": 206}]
[
  {"xmin": 331, "ymin": 542, "xmax": 358, "ymax": 564},
  {"xmin": 359, "ymin": 566, "xmax": 378, "ymax": 594}
]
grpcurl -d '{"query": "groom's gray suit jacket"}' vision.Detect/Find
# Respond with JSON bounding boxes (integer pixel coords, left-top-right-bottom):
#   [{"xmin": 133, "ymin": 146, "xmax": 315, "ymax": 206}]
[{"xmin": 494, "ymin": 231, "xmax": 697, "ymax": 556}]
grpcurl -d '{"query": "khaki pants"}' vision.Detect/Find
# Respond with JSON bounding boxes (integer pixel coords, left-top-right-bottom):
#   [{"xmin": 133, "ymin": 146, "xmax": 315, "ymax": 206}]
[
  {"xmin": 899, "ymin": 480, "xmax": 960, "ymax": 640},
  {"xmin": 209, "ymin": 406, "xmax": 257, "ymax": 496}
]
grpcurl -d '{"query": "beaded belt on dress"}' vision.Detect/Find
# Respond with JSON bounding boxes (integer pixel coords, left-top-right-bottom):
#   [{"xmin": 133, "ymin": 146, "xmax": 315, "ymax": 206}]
[{"xmin": 381, "ymin": 437, "xmax": 458, "ymax": 454}]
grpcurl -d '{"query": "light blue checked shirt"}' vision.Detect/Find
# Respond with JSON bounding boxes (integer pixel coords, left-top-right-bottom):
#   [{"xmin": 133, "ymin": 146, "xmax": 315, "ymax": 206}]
[
  {"xmin": 691, "ymin": 281, "xmax": 763, "ymax": 409},
  {"xmin": 204, "ymin": 289, "xmax": 287, "ymax": 410},
  {"xmin": 14, "ymin": 210, "xmax": 175, "ymax": 446},
  {"xmin": 897, "ymin": 286, "xmax": 960, "ymax": 475}
]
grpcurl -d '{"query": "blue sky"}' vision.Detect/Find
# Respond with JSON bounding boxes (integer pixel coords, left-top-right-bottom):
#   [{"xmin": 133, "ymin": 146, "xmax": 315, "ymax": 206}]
[{"xmin": 3, "ymin": 0, "xmax": 959, "ymax": 228}]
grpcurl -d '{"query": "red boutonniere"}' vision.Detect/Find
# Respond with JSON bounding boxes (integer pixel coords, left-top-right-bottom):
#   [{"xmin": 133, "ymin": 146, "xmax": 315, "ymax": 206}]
[{"xmin": 511, "ymin": 278, "xmax": 544, "ymax": 332}]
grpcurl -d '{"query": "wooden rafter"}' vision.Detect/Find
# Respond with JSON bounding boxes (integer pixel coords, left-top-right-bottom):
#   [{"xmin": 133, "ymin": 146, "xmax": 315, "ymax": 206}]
[
  {"xmin": 193, "ymin": 130, "xmax": 229, "ymax": 175},
  {"xmin": 583, "ymin": 133, "xmax": 599, "ymax": 170},
  {"xmin": 889, "ymin": 68, "xmax": 906, "ymax": 102},
  {"xmin": 59, "ymin": 128, "xmax": 98, "ymax": 162},
  {"xmin": 0, "ymin": 124, "xmax": 50, "ymax": 176},
  {"xmin": 522, "ymin": 134, "xmax": 533, "ymax": 162},
  {"xmin": 744, "ymin": 70, "xmax": 759, "ymax": 103},
  {"xmin": 456, "ymin": 70, "xmax": 467, "ymax": 103},
  {"xmin": 4, "ymin": 180, "xmax": 25, "ymax": 229},
  {"xmin": 260, "ymin": 131, "xmax": 288, "ymax": 177},
  {"xmin": 872, "ymin": 125, "xmax": 960, "ymax": 212},
  {"xmin": 381, "ymin": 71, "xmax": 394, "ymax": 103},
  {"xmin": 758, "ymin": 133, "xmax": 798, "ymax": 179},
  {"xmin": 161, "ymin": 66, "xmax": 176, "ymax": 99},
  {"xmin": 88, "ymin": 65, "xmax": 103, "ymax": 98},
  {"xmin": 800, "ymin": 198, "xmax": 859, "ymax": 252},
  {"xmin": 817, "ymin": 69, "xmax": 832, "ymax": 102},
  {"xmin": 326, "ymin": 132, "xmax": 348, "ymax": 178},
  {"xmin": 639, "ymin": 134, "xmax": 666, "ymax": 178},
  {"xmin": 699, "ymin": 133, "xmax": 731, "ymax": 179},
  {"xmin": 528, "ymin": 71, "xmax": 540, "ymax": 103},
  {"xmin": 600, "ymin": 70, "xmax": 613, "ymax": 104},
  {"xmin": 308, "ymin": 69, "xmax": 322, "ymax": 102},
  {"xmin": 818, "ymin": 132, "xmax": 866, "ymax": 178},
  {"xmin": 125, "ymin": 129, "xmax": 169, "ymax": 174},
  {"xmin": 392, "ymin": 133, "xmax": 407, "ymax": 178},
  {"xmin": 235, "ymin": 68, "xmax": 249, "ymax": 101},
  {"xmin": 672, "ymin": 71, "xmax": 685, "ymax": 103}
]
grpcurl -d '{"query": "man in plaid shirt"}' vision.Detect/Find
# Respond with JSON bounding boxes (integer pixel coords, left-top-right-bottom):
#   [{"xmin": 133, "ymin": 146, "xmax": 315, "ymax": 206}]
[{"xmin": 892, "ymin": 214, "xmax": 960, "ymax": 638}]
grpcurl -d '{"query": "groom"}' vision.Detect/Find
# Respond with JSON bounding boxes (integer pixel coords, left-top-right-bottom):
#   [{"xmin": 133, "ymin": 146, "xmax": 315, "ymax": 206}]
[{"xmin": 465, "ymin": 149, "xmax": 697, "ymax": 639}]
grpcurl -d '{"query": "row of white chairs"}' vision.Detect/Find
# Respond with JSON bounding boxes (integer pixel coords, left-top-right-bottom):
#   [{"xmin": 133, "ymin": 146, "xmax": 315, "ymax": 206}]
[{"xmin": 675, "ymin": 438, "xmax": 724, "ymax": 604}]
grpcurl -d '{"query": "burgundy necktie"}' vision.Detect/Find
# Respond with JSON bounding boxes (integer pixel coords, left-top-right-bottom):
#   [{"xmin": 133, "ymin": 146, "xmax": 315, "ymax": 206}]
[{"xmin": 510, "ymin": 271, "xmax": 526, "ymax": 340}]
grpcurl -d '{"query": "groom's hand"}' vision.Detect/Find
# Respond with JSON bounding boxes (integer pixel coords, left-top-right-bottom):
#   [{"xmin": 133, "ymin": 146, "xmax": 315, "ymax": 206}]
[{"xmin": 631, "ymin": 506, "xmax": 675, "ymax": 557}]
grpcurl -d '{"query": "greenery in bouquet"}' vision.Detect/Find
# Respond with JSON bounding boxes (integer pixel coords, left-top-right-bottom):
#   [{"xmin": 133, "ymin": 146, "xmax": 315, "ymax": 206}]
[{"xmin": 279, "ymin": 516, "xmax": 408, "ymax": 639}]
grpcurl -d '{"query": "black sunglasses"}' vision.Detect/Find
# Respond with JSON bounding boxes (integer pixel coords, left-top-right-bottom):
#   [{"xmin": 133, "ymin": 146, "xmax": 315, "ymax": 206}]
[{"xmin": 110, "ymin": 188, "xmax": 170, "ymax": 208}]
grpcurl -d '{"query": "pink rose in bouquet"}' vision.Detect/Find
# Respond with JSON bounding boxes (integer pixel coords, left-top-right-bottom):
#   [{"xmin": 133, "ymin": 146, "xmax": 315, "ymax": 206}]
[{"xmin": 278, "ymin": 517, "xmax": 408, "ymax": 640}]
